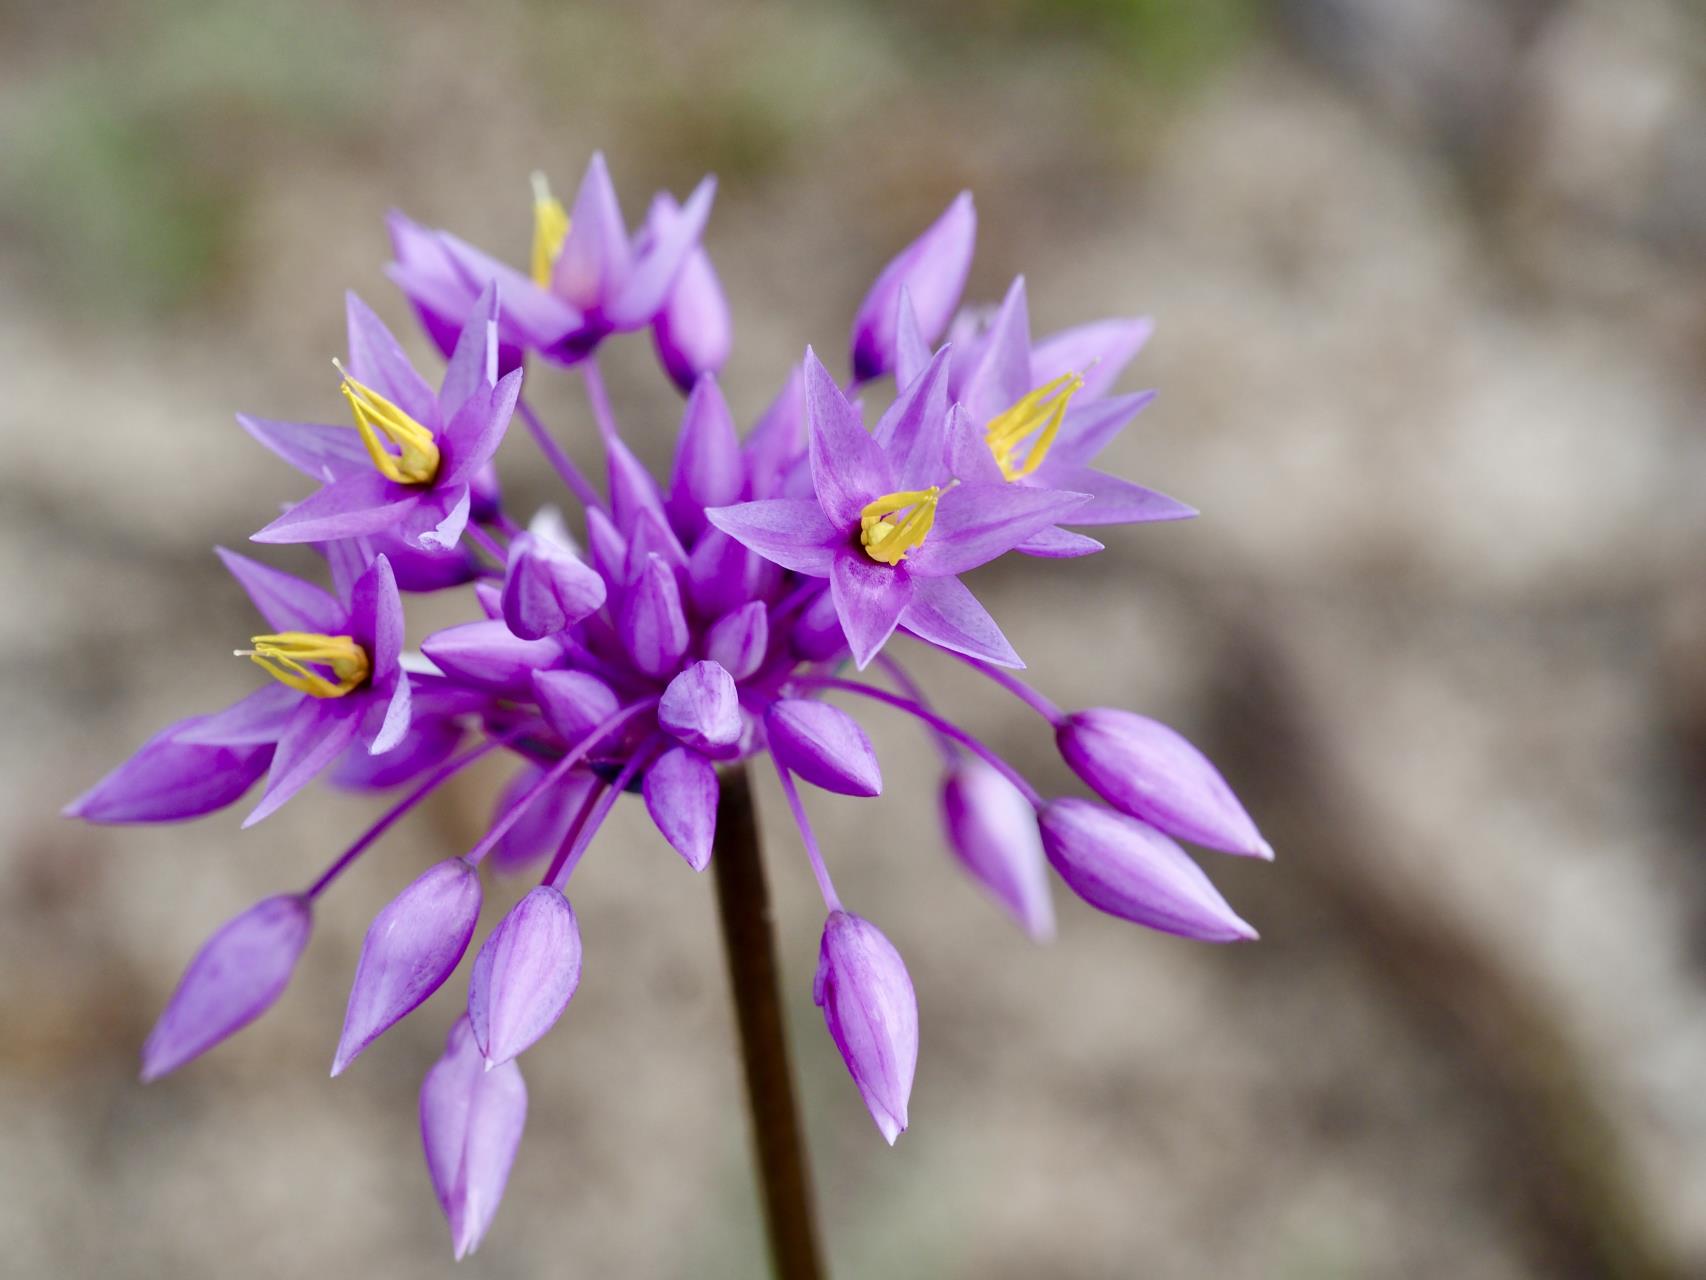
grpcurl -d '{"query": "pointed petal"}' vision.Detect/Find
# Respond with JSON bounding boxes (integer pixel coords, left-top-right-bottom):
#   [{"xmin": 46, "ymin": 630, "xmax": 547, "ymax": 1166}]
[
  {"xmin": 63, "ymin": 717, "xmax": 273, "ymax": 824},
  {"xmin": 440, "ymin": 368, "xmax": 521, "ymax": 488},
  {"xmin": 890, "ymin": 287, "xmax": 933, "ymax": 392},
  {"xmin": 216, "ymin": 546, "xmax": 344, "ymax": 633},
  {"xmin": 642, "ymin": 747, "xmax": 719, "ymax": 871},
  {"xmin": 348, "ymin": 553, "xmax": 405, "ymax": 681},
  {"xmin": 173, "ymin": 684, "xmax": 300, "ymax": 746},
  {"xmin": 851, "ymin": 191, "xmax": 976, "ymax": 381},
  {"xmin": 1030, "ymin": 315, "xmax": 1154, "ymax": 401},
  {"xmin": 667, "ymin": 374, "xmax": 744, "ymax": 539},
  {"xmin": 237, "ymin": 415, "xmax": 370, "ymax": 481},
  {"xmin": 871, "ymin": 345, "xmax": 951, "ymax": 492},
  {"xmin": 805, "ymin": 349, "xmax": 891, "ymax": 527},
  {"xmin": 906, "ymin": 483, "xmax": 1089, "ymax": 577},
  {"xmin": 345, "ymin": 291, "xmax": 439, "ymax": 429},
  {"xmin": 421, "ymin": 620, "xmax": 562, "ymax": 699},
  {"xmin": 555, "ymin": 152, "xmax": 632, "ymax": 309},
  {"xmin": 608, "ymin": 174, "xmax": 717, "ymax": 327},
  {"xmin": 704, "ymin": 499, "xmax": 839, "ymax": 577},
  {"xmin": 831, "ymin": 549, "xmax": 914, "ymax": 669},
  {"xmin": 244, "ymin": 698, "xmax": 363, "ymax": 827},
  {"xmin": 958, "ymin": 276, "xmax": 1033, "ymax": 424},
  {"xmin": 1015, "ymin": 527, "xmax": 1104, "ymax": 558},
  {"xmin": 1047, "ymin": 390, "xmax": 1157, "ymax": 467},
  {"xmin": 440, "ymin": 283, "xmax": 500, "ymax": 416},
  {"xmin": 899, "ymin": 574, "xmax": 1021, "ymax": 668},
  {"xmin": 435, "ymin": 230, "xmax": 583, "ymax": 347},
  {"xmin": 943, "ymin": 403, "xmax": 1006, "ymax": 485},
  {"xmin": 251, "ymin": 472, "xmax": 424, "ymax": 545},
  {"xmin": 1040, "ymin": 465, "xmax": 1196, "ymax": 525}
]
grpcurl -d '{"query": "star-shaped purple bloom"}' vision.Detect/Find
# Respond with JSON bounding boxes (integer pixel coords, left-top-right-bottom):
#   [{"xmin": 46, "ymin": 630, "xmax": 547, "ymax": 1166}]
[
  {"xmin": 168, "ymin": 549, "xmax": 412, "ymax": 826},
  {"xmin": 707, "ymin": 348, "xmax": 1087, "ymax": 669},
  {"xmin": 246, "ymin": 286, "xmax": 520, "ymax": 552},
  {"xmin": 388, "ymin": 152, "xmax": 716, "ymax": 376}
]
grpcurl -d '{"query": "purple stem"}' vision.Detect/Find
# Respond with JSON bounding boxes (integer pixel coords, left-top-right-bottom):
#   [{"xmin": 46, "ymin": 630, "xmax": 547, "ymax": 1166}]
[
  {"xmin": 771, "ymin": 758, "xmax": 843, "ymax": 912},
  {"xmin": 945, "ymin": 649, "xmax": 1064, "ymax": 724},
  {"xmin": 303, "ymin": 731, "xmax": 517, "ymax": 900},
  {"xmin": 875, "ymin": 654, "xmax": 958, "ymax": 765},
  {"xmin": 536, "ymin": 775, "xmax": 607, "ymax": 890},
  {"xmin": 464, "ymin": 522, "xmax": 509, "ymax": 567},
  {"xmin": 464, "ymin": 699, "xmax": 658, "ymax": 866},
  {"xmin": 580, "ymin": 355, "xmax": 622, "ymax": 449},
  {"xmin": 790, "ymin": 675, "xmax": 1045, "ymax": 807},
  {"xmin": 547, "ymin": 736, "xmax": 663, "ymax": 891},
  {"xmin": 517, "ymin": 396, "xmax": 602, "ymax": 510}
]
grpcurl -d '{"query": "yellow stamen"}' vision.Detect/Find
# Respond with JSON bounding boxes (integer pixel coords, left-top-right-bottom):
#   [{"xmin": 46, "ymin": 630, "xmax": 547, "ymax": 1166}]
[
  {"xmin": 237, "ymin": 632, "xmax": 370, "ymax": 699},
  {"xmin": 983, "ymin": 372, "xmax": 1085, "ymax": 481},
  {"xmin": 530, "ymin": 172, "xmax": 570, "ymax": 288},
  {"xmin": 859, "ymin": 487, "xmax": 941, "ymax": 566},
  {"xmin": 334, "ymin": 360, "xmax": 440, "ymax": 486}
]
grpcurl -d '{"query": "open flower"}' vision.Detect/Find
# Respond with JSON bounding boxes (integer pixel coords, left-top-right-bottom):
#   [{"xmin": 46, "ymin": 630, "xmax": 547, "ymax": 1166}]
[
  {"xmin": 707, "ymin": 349, "xmax": 1087, "ymax": 667},
  {"xmin": 246, "ymin": 286, "xmax": 520, "ymax": 552}
]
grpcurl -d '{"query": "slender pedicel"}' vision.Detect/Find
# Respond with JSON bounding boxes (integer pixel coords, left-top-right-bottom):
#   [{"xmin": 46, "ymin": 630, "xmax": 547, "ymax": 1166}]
[
  {"xmin": 464, "ymin": 523, "xmax": 510, "ymax": 567},
  {"xmin": 789, "ymin": 676, "xmax": 1043, "ymax": 806},
  {"xmin": 772, "ymin": 758, "xmax": 843, "ymax": 913},
  {"xmin": 465, "ymin": 700, "xmax": 659, "ymax": 867},
  {"xmin": 945, "ymin": 649, "xmax": 1064, "ymax": 724},
  {"xmin": 538, "ymin": 778, "xmax": 608, "ymax": 889},
  {"xmin": 516, "ymin": 398, "xmax": 602, "ymax": 510},
  {"xmin": 305, "ymin": 733, "xmax": 520, "ymax": 900},
  {"xmin": 580, "ymin": 355, "xmax": 622, "ymax": 449},
  {"xmin": 874, "ymin": 655, "xmax": 958, "ymax": 764},
  {"xmin": 548, "ymin": 737, "xmax": 662, "ymax": 891}
]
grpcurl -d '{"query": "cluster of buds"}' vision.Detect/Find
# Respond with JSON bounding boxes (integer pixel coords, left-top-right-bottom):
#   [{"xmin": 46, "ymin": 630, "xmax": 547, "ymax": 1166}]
[{"xmin": 66, "ymin": 154, "xmax": 1269, "ymax": 1258}]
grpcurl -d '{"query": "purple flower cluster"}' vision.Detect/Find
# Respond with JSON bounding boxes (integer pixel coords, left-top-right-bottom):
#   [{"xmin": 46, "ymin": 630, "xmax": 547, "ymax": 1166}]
[{"xmin": 65, "ymin": 154, "xmax": 1270, "ymax": 1258}]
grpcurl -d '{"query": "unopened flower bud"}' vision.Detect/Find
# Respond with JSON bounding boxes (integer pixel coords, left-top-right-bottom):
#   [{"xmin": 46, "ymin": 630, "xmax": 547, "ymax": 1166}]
[
  {"xmin": 642, "ymin": 746, "xmax": 719, "ymax": 871},
  {"xmin": 659, "ymin": 660, "xmax": 741, "ymax": 754},
  {"xmin": 765, "ymin": 699, "xmax": 881, "ymax": 797},
  {"xmin": 501, "ymin": 532, "xmax": 606, "ymax": 641},
  {"xmin": 851, "ymin": 191, "xmax": 975, "ymax": 382},
  {"xmin": 1056, "ymin": 709, "xmax": 1270, "ymax": 858},
  {"xmin": 941, "ymin": 761, "xmax": 1054, "ymax": 940},
  {"xmin": 468, "ymin": 886, "xmax": 583, "ymax": 1067},
  {"xmin": 1038, "ymin": 799, "xmax": 1256, "ymax": 943},
  {"xmin": 420, "ymin": 1016, "xmax": 528, "ymax": 1260},
  {"xmin": 141, "ymin": 894, "xmax": 312, "ymax": 1082},
  {"xmin": 654, "ymin": 246, "xmax": 732, "ymax": 393},
  {"xmin": 814, "ymin": 911, "xmax": 918, "ymax": 1145},
  {"xmin": 333, "ymin": 858, "xmax": 483, "ymax": 1076}
]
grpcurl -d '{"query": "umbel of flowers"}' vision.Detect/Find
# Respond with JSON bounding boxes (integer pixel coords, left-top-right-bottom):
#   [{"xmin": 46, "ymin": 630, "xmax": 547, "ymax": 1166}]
[{"xmin": 66, "ymin": 154, "xmax": 1271, "ymax": 1259}]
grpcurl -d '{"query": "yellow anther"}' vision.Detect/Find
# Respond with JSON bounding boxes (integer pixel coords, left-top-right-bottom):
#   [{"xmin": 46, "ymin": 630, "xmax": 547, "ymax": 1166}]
[
  {"xmin": 530, "ymin": 172, "xmax": 570, "ymax": 288},
  {"xmin": 237, "ymin": 632, "xmax": 370, "ymax": 699},
  {"xmin": 334, "ymin": 360, "xmax": 440, "ymax": 486},
  {"xmin": 859, "ymin": 487, "xmax": 941, "ymax": 566},
  {"xmin": 983, "ymin": 371, "xmax": 1085, "ymax": 481}
]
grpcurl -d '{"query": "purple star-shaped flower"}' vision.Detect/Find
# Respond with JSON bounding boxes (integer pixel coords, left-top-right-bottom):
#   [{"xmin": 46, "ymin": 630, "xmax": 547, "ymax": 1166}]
[
  {"xmin": 168, "ymin": 548, "xmax": 411, "ymax": 826},
  {"xmin": 388, "ymin": 152, "xmax": 717, "ymax": 378},
  {"xmin": 245, "ymin": 286, "xmax": 519, "ymax": 552},
  {"xmin": 707, "ymin": 348, "xmax": 1087, "ymax": 669}
]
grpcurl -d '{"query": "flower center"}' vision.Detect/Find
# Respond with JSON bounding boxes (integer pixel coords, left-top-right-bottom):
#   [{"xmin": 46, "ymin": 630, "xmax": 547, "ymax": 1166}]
[
  {"xmin": 530, "ymin": 172, "xmax": 570, "ymax": 288},
  {"xmin": 335, "ymin": 361, "xmax": 440, "ymax": 486},
  {"xmin": 984, "ymin": 372, "xmax": 1084, "ymax": 481},
  {"xmin": 237, "ymin": 632, "xmax": 371, "ymax": 699},
  {"xmin": 859, "ymin": 487, "xmax": 941, "ymax": 566}
]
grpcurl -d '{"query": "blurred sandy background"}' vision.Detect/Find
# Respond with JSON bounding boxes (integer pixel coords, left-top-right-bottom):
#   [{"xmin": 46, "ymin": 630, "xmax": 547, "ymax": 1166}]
[{"xmin": 4, "ymin": 0, "xmax": 1705, "ymax": 1276}]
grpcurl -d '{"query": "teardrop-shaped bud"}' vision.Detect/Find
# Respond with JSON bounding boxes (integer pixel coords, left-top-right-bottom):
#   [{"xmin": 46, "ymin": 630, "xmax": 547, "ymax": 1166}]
[
  {"xmin": 765, "ymin": 700, "xmax": 882, "ymax": 797},
  {"xmin": 468, "ymin": 886, "xmax": 583, "ymax": 1067},
  {"xmin": 583, "ymin": 506, "xmax": 627, "ymax": 585},
  {"xmin": 420, "ymin": 1016, "xmax": 528, "ymax": 1260},
  {"xmin": 1056, "ymin": 709, "xmax": 1270, "ymax": 858},
  {"xmin": 141, "ymin": 894, "xmax": 312, "ymax": 1082},
  {"xmin": 850, "ymin": 191, "xmax": 976, "ymax": 382},
  {"xmin": 332, "ymin": 858, "xmax": 484, "ymax": 1075},
  {"xmin": 666, "ymin": 374, "xmax": 743, "ymax": 539},
  {"xmin": 532, "ymin": 669, "xmax": 621, "ymax": 743},
  {"xmin": 941, "ymin": 761, "xmax": 1054, "ymax": 941},
  {"xmin": 642, "ymin": 746, "xmax": 719, "ymax": 871},
  {"xmin": 1037, "ymin": 798, "xmax": 1256, "ymax": 943},
  {"xmin": 659, "ymin": 660, "xmax": 741, "ymax": 754},
  {"xmin": 500, "ymin": 531, "xmax": 607, "ymax": 641},
  {"xmin": 687, "ymin": 526, "xmax": 782, "ymax": 618},
  {"xmin": 704, "ymin": 601, "xmax": 769, "ymax": 681},
  {"xmin": 653, "ymin": 246, "xmax": 732, "ymax": 393},
  {"xmin": 814, "ymin": 911, "xmax": 918, "ymax": 1145},
  {"xmin": 618, "ymin": 554, "xmax": 690, "ymax": 679}
]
